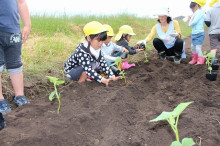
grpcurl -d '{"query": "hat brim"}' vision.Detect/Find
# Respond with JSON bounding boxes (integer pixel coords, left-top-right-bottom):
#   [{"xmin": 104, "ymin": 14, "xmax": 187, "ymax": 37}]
[
  {"xmin": 115, "ymin": 32, "xmax": 123, "ymax": 41},
  {"xmin": 128, "ymin": 33, "xmax": 136, "ymax": 36}
]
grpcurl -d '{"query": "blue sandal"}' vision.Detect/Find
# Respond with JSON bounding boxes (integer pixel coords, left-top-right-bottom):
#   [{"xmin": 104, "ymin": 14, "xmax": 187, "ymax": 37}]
[
  {"xmin": 13, "ymin": 95, "xmax": 30, "ymax": 106},
  {"xmin": 0, "ymin": 99, "xmax": 11, "ymax": 116}
]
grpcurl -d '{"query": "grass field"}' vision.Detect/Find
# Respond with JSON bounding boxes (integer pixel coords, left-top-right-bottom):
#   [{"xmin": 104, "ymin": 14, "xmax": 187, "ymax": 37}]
[{"xmin": 20, "ymin": 14, "xmax": 192, "ymax": 80}]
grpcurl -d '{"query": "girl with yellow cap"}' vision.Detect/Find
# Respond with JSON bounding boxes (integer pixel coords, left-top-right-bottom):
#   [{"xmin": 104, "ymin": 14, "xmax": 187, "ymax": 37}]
[
  {"xmin": 188, "ymin": 0, "xmax": 206, "ymax": 65},
  {"xmin": 115, "ymin": 25, "xmax": 145, "ymax": 55},
  {"xmin": 205, "ymin": 0, "xmax": 220, "ymax": 62},
  {"xmin": 64, "ymin": 21, "xmax": 121, "ymax": 86},
  {"xmin": 101, "ymin": 24, "xmax": 129, "ymax": 67}
]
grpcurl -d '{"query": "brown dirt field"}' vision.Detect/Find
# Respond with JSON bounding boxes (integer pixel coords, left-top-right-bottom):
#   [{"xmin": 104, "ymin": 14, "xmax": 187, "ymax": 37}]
[{"xmin": 0, "ymin": 31, "xmax": 219, "ymax": 146}]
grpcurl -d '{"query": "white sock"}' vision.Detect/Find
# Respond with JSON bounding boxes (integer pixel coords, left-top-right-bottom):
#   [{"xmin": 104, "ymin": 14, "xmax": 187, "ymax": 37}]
[
  {"xmin": 195, "ymin": 45, "xmax": 203, "ymax": 56},
  {"xmin": 191, "ymin": 44, "xmax": 196, "ymax": 54}
]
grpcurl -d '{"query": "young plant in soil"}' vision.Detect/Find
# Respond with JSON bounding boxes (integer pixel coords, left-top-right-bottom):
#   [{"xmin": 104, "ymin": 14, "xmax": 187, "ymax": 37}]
[
  {"xmin": 150, "ymin": 101, "xmax": 195, "ymax": 146},
  {"xmin": 144, "ymin": 53, "xmax": 149, "ymax": 63},
  {"xmin": 47, "ymin": 76, "xmax": 65, "ymax": 114},
  {"xmin": 203, "ymin": 51, "xmax": 218, "ymax": 81},
  {"xmin": 111, "ymin": 57, "xmax": 127, "ymax": 84}
]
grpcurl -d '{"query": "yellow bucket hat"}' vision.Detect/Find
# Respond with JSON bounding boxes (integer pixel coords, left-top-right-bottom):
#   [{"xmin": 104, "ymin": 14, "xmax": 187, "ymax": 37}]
[
  {"xmin": 103, "ymin": 24, "xmax": 114, "ymax": 36},
  {"xmin": 115, "ymin": 25, "xmax": 136, "ymax": 41},
  {"xmin": 192, "ymin": 0, "xmax": 206, "ymax": 7},
  {"xmin": 209, "ymin": 0, "xmax": 220, "ymax": 7},
  {"xmin": 83, "ymin": 21, "xmax": 107, "ymax": 37}
]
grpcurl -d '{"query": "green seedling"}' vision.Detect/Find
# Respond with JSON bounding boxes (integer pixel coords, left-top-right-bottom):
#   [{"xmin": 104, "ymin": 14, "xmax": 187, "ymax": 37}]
[
  {"xmin": 150, "ymin": 101, "xmax": 195, "ymax": 146},
  {"xmin": 47, "ymin": 76, "xmax": 65, "ymax": 114},
  {"xmin": 111, "ymin": 57, "xmax": 123, "ymax": 70},
  {"xmin": 144, "ymin": 53, "xmax": 149, "ymax": 63},
  {"xmin": 110, "ymin": 57, "xmax": 127, "ymax": 83},
  {"xmin": 203, "ymin": 51, "xmax": 217, "ymax": 74},
  {"xmin": 119, "ymin": 70, "xmax": 127, "ymax": 84}
]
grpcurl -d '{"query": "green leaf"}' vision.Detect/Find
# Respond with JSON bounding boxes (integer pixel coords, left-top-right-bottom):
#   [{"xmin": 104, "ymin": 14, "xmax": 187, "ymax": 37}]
[
  {"xmin": 202, "ymin": 51, "xmax": 207, "ymax": 55},
  {"xmin": 207, "ymin": 53, "xmax": 215, "ymax": 58},
  {"xmin": 150, "ymin": 111, "xmax": 173, "ymax": 122},
  {"xmin": 170, "ymin": 141, "xmax": 182, "ymax": 146},
  {"xmin": 150, "ymin": 102, "xmax": 193, "ymax": 122},
  {"xmin": 172, "ymin": 101, "xmax": 193, "ymax": 117},
  {"xmin": 49, "ymin": 91, "xmax": 56, "ymax": 101},
  {"xmin": 182, "ymin": 138, "xmax": 195, "ymax": 146},
  {"xmin": 56, "ymin": 80, "xmax": 65, "ymax": 85},
  {"xmin": 47, "ymin": 76, "xmax": 58, "ymax": 83}
]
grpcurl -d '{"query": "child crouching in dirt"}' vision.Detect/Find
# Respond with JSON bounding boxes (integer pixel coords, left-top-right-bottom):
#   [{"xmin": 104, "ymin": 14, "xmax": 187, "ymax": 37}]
[
  {"xmin": 188, "ymin": 0, "xmax": 206, "ymax": 65},
  {"xmin": 64, "ymin": 21, "xmax": 121, "ymax": 86},
  {"xmin": 101, "ymin": 24, "xmax": 129, "ymax": 66},
  {"xmin": 115, "ymin": 25, "xmax": 144, "ymax": 55}
]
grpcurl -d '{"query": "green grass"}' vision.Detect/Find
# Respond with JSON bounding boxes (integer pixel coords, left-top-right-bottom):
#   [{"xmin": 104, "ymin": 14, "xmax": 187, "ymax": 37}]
[{"xmin": 20, "ymin": 14, "xmax": 192, "ymax": 79}]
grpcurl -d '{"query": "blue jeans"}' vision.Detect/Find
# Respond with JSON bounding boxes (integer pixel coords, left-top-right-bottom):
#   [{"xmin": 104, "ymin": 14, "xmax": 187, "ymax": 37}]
[{"xmin": 0, "ymin": 31, "xmax": 23, "ymax": 74}]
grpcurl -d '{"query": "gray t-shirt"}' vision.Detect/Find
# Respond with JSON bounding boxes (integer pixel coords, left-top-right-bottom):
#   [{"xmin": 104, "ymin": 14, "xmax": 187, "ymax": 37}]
[
  {"xmin": 0, "ymin": 0, "xmax": 20, "ymax": 33},
  {"xmin": 205, "ymin": 2, "xmax": 220, "ymax": 35}
]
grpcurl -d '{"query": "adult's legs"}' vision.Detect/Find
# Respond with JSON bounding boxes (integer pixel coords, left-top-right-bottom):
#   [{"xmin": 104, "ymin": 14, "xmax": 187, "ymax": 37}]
[
  {"xmin": 153, "ymin": 38, "xmax": 167, "ymax": 59},
  {"xmin": 173, "ymin": 38, "xmax": 184, "ymax": 55},
  {"xmin": 153, "ymin": 38, "xmax": 167, "ymax": 53}
]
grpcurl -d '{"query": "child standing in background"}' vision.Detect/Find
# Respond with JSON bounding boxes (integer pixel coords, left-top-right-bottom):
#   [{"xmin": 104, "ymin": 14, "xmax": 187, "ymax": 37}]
[
  {"xmin": 188, "ymin": 0, "xmax": 206, "ymax": 65},
  {"xmin": 64, "ymin": 21, "xmax": 121, "ymax": 86},
  {"xmin": 101, "ymin": 24, "xmax": 129, "ymax": 66},
  {"xmin": 115, "ymin": 25, "xmax": 144, "ymax": 55},
  {"xmin": 205, "ymin": 0, "xmax": 220, "ymax": 63}
]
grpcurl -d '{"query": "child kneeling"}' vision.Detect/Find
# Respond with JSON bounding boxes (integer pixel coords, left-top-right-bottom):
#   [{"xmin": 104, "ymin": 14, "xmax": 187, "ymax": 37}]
[
  {"xmin": 64, "ymin": 21, "xmax": 121, "ymax": 86},
  {"xmin": 115, "ymin": 25, "xmax": 144, "ymax": 55},
  {"xmin": 101, "ymin": 24, "xmax": 129, "ymax": 66}
]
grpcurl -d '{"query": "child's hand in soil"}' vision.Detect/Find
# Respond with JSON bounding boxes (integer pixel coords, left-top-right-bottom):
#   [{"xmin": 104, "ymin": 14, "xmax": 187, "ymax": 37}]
[
  {"xmin": 110, "ymin": 76, "xmax": 122, "ymax": 81},
  {"xmin": 101, "ymin": 78, "xmax": 111, "ymax": 86}
]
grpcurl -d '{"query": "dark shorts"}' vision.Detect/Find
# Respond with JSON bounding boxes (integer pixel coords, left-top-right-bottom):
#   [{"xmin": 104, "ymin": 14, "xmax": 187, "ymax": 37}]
[
  {"xmin": 209, "ymin": 34, "xmax": 220, "ymax": 50},
  {"xmin": 0, "ymin": 31, "xmax": 23, "ymax": 71},
  {"xmin": 191, "ymin": 32, "xmax": 205, "ymax": 45},
  {"xmin": 65, "ymin": 62, "xmax": 100, "ymax": 80}
]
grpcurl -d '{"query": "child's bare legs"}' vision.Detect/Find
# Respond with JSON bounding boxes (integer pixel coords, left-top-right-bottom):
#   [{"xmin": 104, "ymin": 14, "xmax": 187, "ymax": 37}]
[
  {"xmin": 0, "ymin": 73, "xmax": 3, "ymax": 99},
  {"xmin": 78, "ymin": 72, "xmax": 87, "ymax": 83},
  {"xmin": 9, "ymin": 72, "xmax": 24, "ymax": 96}
]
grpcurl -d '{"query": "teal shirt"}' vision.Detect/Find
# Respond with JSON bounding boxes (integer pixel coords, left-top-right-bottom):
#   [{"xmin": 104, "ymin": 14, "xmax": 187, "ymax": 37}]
[{"xmin": 189, "ymin": 9, "xmax": 205, "ymax": 34}]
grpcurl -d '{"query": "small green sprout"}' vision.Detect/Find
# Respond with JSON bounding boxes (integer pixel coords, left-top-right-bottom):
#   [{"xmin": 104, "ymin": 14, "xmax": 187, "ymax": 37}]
[
  {"xmin": 47, "ymin": 76, "xmax": 65, "ymax": 114},
  {"xmin": 150, "ymin": 101, "xmax": 195, "ymax": 146},
  {"xmin": 144, "ymin": 53, "xmax": 149, "ymax": 63},
  {"xmin": 119, "ymin": 70, "xmax": 127, "ymax": 84}
]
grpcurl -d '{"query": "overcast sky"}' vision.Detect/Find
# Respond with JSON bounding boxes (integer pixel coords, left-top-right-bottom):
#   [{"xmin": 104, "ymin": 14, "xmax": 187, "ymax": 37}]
[{"xmin": 27, "ymin": 0, "xmax": 212, "ymax": 18}]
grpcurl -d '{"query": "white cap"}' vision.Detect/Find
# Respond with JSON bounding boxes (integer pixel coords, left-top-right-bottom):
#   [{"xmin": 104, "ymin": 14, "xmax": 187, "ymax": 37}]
[{"xmin": 154, "ymin": 8, "xmax": 170, "ymax": 17}]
